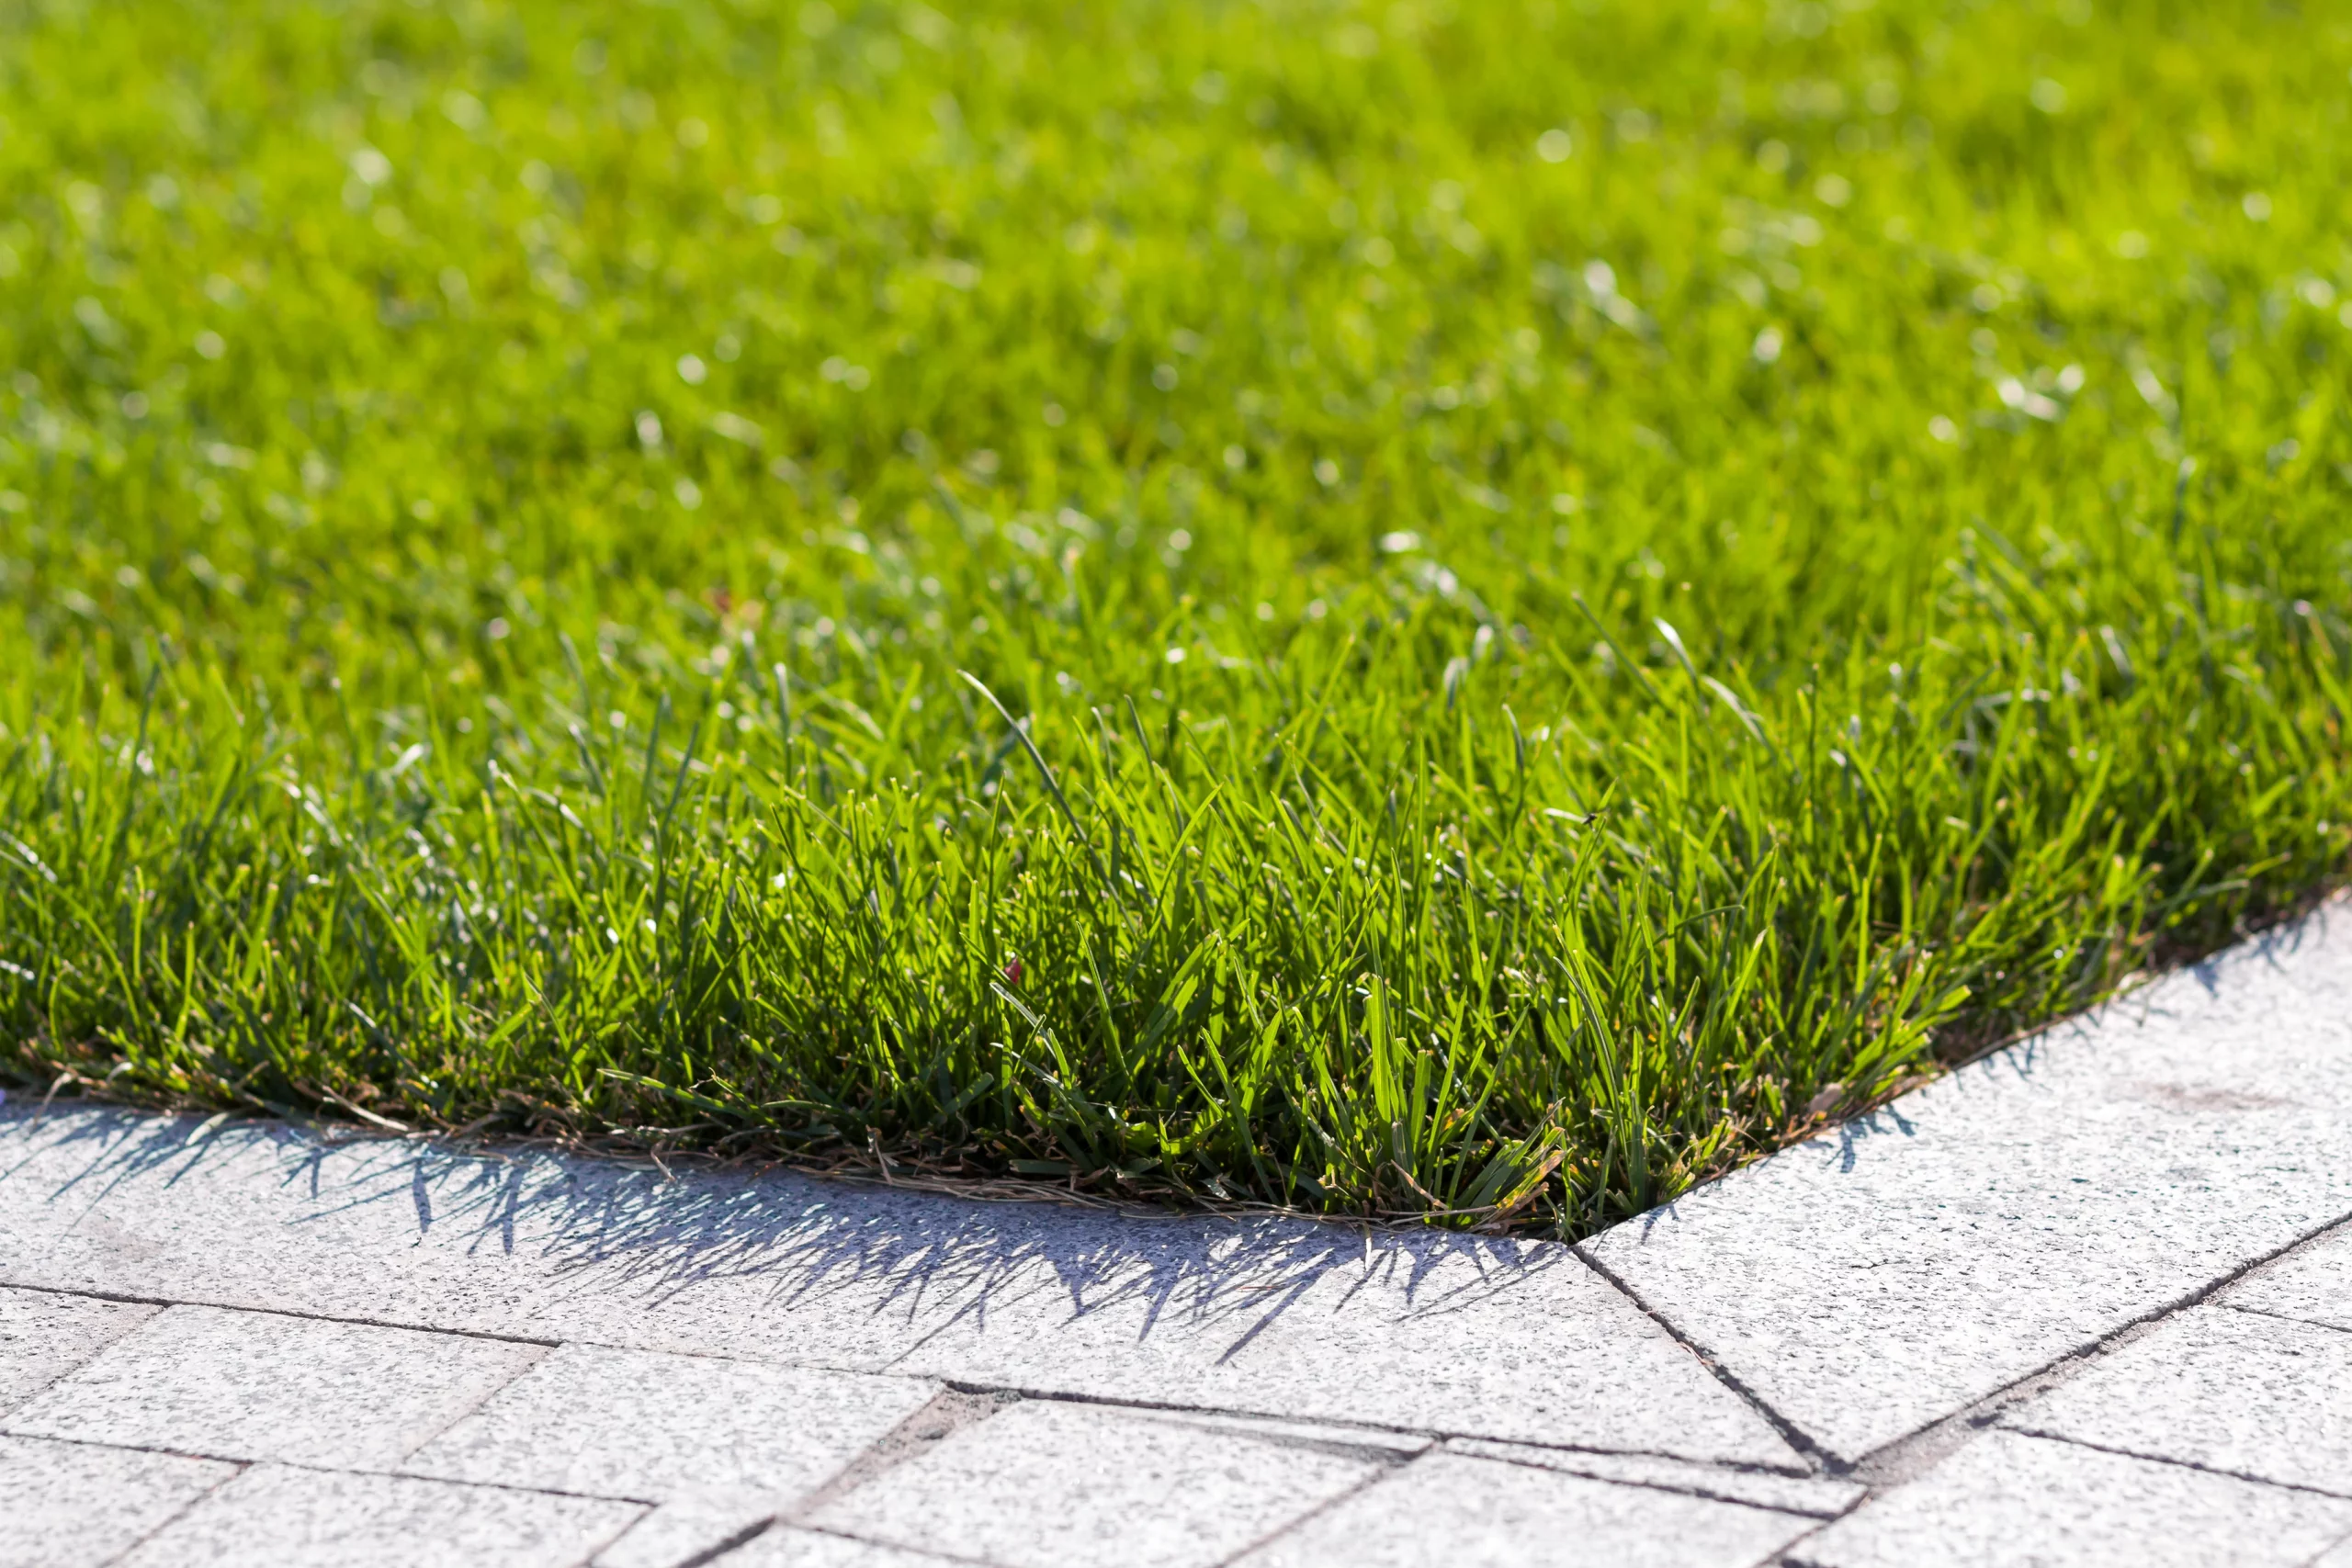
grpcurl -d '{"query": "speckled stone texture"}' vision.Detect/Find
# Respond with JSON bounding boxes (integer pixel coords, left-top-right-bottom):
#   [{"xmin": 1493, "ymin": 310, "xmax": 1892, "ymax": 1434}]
[
  {"xmin": 0, "ymin": 1286, "xmax": 156, "ymax": 1414},
  {"xmin": 6, "ymin": 1303, "xmax": 544, "ymax": 1469},
  {"xmin": 2226, "ymin": 1221, "xmax": 2352, "ymax": 1331},
  {"xmin": 113, "ymin": 1464, "xmax": 643, "ymax": 1568},
  {"xmin": 1443, "ymin": 1438, "xmax": 1867, "ymax": 1517},
  {"xmin": 0, "ymin": 1100, "xmax": 1800, "ymax": 1467},
  {"xmin": 1792, "ymin": 1429, "xmax": 2352, "ymax": 1568},
  {"xmin": 1234, "ymin": 1450, "xmax": 1817, "ymax": 1568},
  {"xmin": 1583, "ymin": 902, "xmax": 2352, "ymax": 1461},
  {"xmin": 403, "ymin": 1341, "xmax": 936, "ymax": 1501},
  {"xmin": 0, "ymin": 1434, "xmax": 235, "ymax": 1568},
  {"xmin": 804, "ymin": 1399, "xmax": 1384, "ymax": 1568},
  {"xmin": 710, "ymin": 1528, "xmax": 964, "ymax": 1568},
  {"xmin": 2002, "ymin": 1304, "xmax": 2352, "ymax": 1495},
  {"xmin": 591, "ymin": 1494, "xmax": 781, "ymax": 1568}
]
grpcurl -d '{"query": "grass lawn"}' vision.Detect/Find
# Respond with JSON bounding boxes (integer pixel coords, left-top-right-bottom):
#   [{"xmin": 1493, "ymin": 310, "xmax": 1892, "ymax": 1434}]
[{"xmin": 1, "ymin": 0, "xmax": 2346, "ymax": 1235}]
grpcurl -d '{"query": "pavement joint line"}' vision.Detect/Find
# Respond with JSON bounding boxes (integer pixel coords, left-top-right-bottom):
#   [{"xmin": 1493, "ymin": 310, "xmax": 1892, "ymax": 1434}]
[
  {"xmin": 1762, "ymin": 1515, "xmax": 1842, "ymax": 1568},
  {"xmin": 1570, "ymin": 1241, "xmax": 1838, "ymax": 1478},
  {"xmin": 663, "ymin": 1515, "xmax": 788, "ymax": 1568}
]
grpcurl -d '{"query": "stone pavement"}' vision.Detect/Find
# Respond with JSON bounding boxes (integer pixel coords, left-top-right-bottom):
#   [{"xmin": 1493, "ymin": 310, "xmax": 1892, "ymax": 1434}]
[{"xmin": 1, "ymin": 897, "xmax": 2347, "ymax": 1566}]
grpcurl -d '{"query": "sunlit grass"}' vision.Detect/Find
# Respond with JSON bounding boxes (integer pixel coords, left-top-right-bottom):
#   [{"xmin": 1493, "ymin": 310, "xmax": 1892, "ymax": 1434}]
[{"xmin": 1, "ymin": 0, "xmax": 2346, "ymax": 1234}]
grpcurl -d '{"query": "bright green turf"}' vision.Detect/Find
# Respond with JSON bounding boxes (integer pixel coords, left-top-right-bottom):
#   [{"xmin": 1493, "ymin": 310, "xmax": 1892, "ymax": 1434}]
[{"xmin": 2, "ymin": 0, "xmax": 2346, "ymax": 1232}]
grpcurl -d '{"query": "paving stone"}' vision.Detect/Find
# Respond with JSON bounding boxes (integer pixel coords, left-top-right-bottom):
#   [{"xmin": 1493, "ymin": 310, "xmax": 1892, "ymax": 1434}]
[
  {"xmin": 2309, "ymin": 1534, "xmax": 2352, "ymax": 1568},
  {"xmin": 1584, "ymin": 902, "xmax": 2352, "ymax": 1461},
  {"xmin": 0, "ymin": 1434, "xmax": 236, "ymax": 1568},
  {"xmin": 6, "ymin": 1303, "xmax": 543, "ymax": 1469},
  {"xmin": 593, "ymin": 1492, "xmax": 782, "ymax": 1568},
  {"xmin": 1132, "ymin": 1408, "xmax": 1433, "ymax": 1458},
  {"xmin": 1236, "ymin": 1450, "xmax": 1815, "ymax": 1568},
  {"xmin": 1445, "ymin": 1438, "xmax": 1866, "ymax": 1517},
  {"xmin": 1794, "ymin": 1430, "xmax": 2352, "ymax": 1568},
  {"xmin": 2000, "ymin": 1305, "xmax": 2352, "ymax": 1495},
  {"xmin": 0, "ymin": 1286, "xmax": 157, "ymax": 1415},
  {"xmin": 807, "ymin": 1398, "xmax": 1382, "ymax": 1568},
  {"xmin": 709, "ymin": 1527, "xmax": 964, "ymax": 1568},
  {"xmin": 0, "ymin": 1103, "xmax": 1799, "ymax": 1466},
  {"xmin": 873, "ymin": 1236, "xmax": 1801, "ymax": 1465},
  {"xmin": 2225, "ymin": 1222, "xmax": 2352, "ymax": 1331},
  {"xmin": 407, "ymin": 1341, "xmax": 935, "ymax": 1503},
  {"xmin": 116, "ymin": 1463, "xmax": 642, "ymax": 1568}
]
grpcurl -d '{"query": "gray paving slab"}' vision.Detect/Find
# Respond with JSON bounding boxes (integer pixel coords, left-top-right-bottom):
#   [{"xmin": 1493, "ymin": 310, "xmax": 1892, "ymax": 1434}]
[
  {"xmin": 0, "ymin": 1434, "xmax": 236, "ymax": 1568},
  {"xmin": 1445, "ymin": 1438, "xmax": 1866, "ymax": 1517},
  {"xmin": 1584, "ymin": 900, "xmax": 2352, "ymax": 1461},
  {"xmin": 2001, "ymin": 1304, "xmax": 2352, "ymax": 1495},
  {"xmin": 1235, "ymin": 1450, "xmax": 1815, "ymax": 1568},
  {"xmin": 1793, "ymin": 1429, "xmax": 2352, "ymax": 1568},
  {"xmin": 709, "ymin": 1527, "xmax": 963, "ymax": 1568},
  {"xmin": 5, "ymin": 1303, "xmax": 543, "ymax": 1469},
  {"xmin": 805, "ymin": 1398, "xmax": 1383, "ymax": 1568},
  {"xmin": 0, "ymin": 1102, "xmax": 1800, "ymax": 1466},
  {"xmin": 0, "ymin": 1285, "xmax": 157, "ymax": 1415},
  {"xmin": 1131, "ymin": 1408, "xmax": 1434, "ymax": 1457},
  {"xmin": 115, "ymin": 1462, "xmax": 644, "ymax": 1568},
  {"xmin": 2226, "ymin": 1221, "xmax": 2352, "ymax": 1331},
  {"xmin": 405, "ymin": 1341, "xmax": 936, "ymax": 1502},
  {"xmin": 594, "ymin": 1493, "xmax": 781, "ymax": 1568}
]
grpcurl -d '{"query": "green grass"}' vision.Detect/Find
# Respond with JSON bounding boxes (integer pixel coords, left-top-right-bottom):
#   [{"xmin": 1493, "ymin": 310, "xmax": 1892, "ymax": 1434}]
[{"xmin": 2, "ymin": 0, "xmax": 2347, "ymax": 1235}]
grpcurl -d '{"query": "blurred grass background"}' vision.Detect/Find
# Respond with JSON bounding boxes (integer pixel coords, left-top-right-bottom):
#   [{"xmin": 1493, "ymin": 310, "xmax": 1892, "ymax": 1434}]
[{"xmin": 0, "ymin": 0, "xmax": 2346, "ymax": 1233}]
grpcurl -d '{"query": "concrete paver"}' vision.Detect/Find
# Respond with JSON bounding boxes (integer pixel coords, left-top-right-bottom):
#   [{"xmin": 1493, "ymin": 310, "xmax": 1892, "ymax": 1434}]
[
  {"xmin": 1235, "ymin": 1450, "xmax": 1815, "ymax": 1568},
  {"xmin": 1125, "ymin": 1408, "xmax": 1433, "ymax": 1457},
  {"xmin": 404, "ymin": 1340, "xmax": 937, "ymax": 1500},
  {"xmin": 593, "ymin": 1493, "xmax": 791, "ymax": 1568},
  {"xmin": 1583, "ymin": 908, "xmax": 2352, "ymax": 1461},
  {"xmin": 2002, "ymin": 1304, "xmax": 2352, "ymax": 1495},
  {"xmin": 1444, "ymin": 1438, "xmax": 1867, "ymax": 1517},
  {"xmin": 2226, "ymin": 1221, "xmax": 2352, "ymax": 1332},
  {"xmin": 0, "ymin": 1286, "xmax": 156, "ymax": 1414},
  {"xmin": 878, "ymin": 1234, "xmax": 1801, "ymax": 1466},
  {"xmin": 5, "ymin": 1303, "xmax": 543, "ymax": 1470},
  {"xmin": 1793, "ymin": 1429, "xmax": 2352, "ymax": 1568},
  {"xmin": 0, "ymin": 1434, "xmax": 236, "ymax": 1568},
  {"xmin": 114, "ymin": 1463, "xmax": 643, "ymax": 1568},
  {"xmin": 807, "ymin": 1399, "xmax": 1383, "ymax": 1568},
  {"xmin": 709, "ymin": 1527, "xmax": 965, "ymax": 1567}
]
